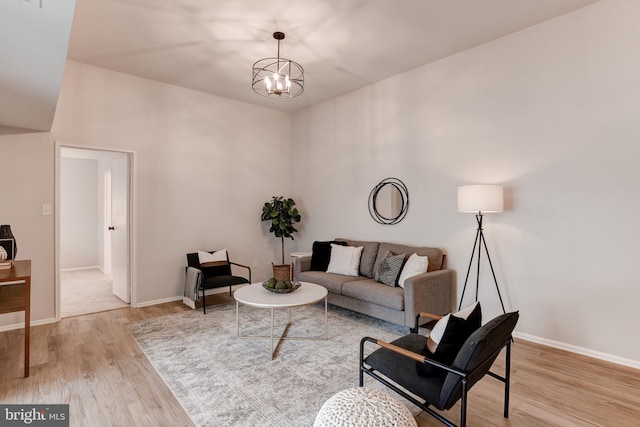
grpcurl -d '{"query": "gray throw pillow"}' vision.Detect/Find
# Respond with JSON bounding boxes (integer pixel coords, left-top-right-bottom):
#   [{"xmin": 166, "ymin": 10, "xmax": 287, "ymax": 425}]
[{"xmin": 374, "ymin": 250, "xmax": 406, "ymax": 286}]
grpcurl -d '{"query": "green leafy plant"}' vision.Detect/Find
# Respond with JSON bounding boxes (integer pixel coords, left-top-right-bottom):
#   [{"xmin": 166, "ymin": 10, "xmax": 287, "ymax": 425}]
[{"xmin": 261, "ymin": 196, "xmax": 301, "ymax": 265}]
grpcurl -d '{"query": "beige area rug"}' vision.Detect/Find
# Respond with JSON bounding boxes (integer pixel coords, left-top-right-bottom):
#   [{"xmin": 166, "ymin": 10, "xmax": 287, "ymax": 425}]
[
  {"xmin": 126, "ymin": 303, "xmax": 421, "ymax": 427},
  {"xmin": 61, "ymin": 268, "xmax": 128, "ymax": 317}
]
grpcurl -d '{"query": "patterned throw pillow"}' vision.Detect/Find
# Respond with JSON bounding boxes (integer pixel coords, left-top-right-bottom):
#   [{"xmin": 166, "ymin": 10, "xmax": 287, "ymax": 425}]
[
  {"xmin": 374, "ymin": 250, "xmax": 406, "ymax": 287},
  {"xmin": 416, "ymin": 302, "xmax": 482, "ymax": 377},
  {"xmin": 198, "ymin": 249, "xmax": 227, "ymax": 267}
]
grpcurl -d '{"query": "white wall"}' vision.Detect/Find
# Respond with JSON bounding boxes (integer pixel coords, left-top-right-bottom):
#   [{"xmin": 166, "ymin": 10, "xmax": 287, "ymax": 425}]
[
  {"xmin": 292, "ymin": 0, "xmax": 640, "ymax": 365},
  {"xmin": 51, "ymin": 61, "xmax": 293, "ymax": 305},
  {"xmin": 0, "ymin": 130, "xmax": 55, "ymax": 324},
  {"xmin": 60, "ymin": 156, "xmax": 99, "ymax": 269}
]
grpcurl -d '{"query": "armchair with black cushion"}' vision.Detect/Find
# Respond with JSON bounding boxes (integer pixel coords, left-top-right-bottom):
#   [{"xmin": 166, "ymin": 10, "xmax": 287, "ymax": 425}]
[
  {"xmin": 359, "ymin": 309, "xmax": 519, "ymax": 427},
  {"xmin": 186, "ymin": 250, "xmax": 251, "ymax": 314}
]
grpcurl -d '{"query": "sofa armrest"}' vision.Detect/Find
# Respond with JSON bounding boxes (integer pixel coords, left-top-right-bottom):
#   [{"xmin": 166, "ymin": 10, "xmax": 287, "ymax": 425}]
[
  {"xmin": 293, "ymin": 256, "xmax": 312, "ymax": 278},
  {"xmin": 403, "ymin": 269, "xmax": 454, "ymax": 327}
]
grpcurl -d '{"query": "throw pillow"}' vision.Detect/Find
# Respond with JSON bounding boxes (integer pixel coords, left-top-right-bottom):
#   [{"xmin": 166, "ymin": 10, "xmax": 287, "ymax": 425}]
[
  {"xmin": 416, "ymin": 302, "xmax": 482, "ymax": 377},
  {"xmin": 326, "ymin": 244, "xmax": 364, "ymax": 276},
  {"xmin": 310, "ymin": 240, "xmax": 347, "ymax": 271},
  {"xmin": 374, "ymin": 250, "xmax": 406, "ymax": 287},
  {"xmin": 198, "ymin": 249, "xmax": 227, "ymax": 267},
  {"xmin": 397, "ymin": 253, "xmax": 429, "ymax": 288}
]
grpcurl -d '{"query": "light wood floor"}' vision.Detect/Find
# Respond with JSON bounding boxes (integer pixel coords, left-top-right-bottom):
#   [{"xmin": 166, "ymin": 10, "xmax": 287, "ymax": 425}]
[{"xmin": 1, "ymin": 294, "xmax": 639, "ymax": 426}]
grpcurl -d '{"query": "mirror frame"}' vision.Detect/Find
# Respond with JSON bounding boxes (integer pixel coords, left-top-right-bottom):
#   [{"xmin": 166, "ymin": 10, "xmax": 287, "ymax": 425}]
[{"xmin": 368, "ymin": 178, "xmax": 409, "ymax": 225}]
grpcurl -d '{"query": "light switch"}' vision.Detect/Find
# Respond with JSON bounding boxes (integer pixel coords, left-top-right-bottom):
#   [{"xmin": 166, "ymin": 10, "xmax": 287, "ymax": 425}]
[
  {"xmin": 21, "ymin": 0, "xmax": 42, "ymax": 8},
  {"xmin": 41, "ymin": 204, "xmax": 52, "ymax": 216}
]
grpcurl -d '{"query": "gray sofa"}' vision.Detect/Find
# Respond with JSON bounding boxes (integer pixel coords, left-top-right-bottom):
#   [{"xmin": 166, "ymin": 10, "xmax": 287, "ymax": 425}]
[{"xmin": 293, "ymin": 239, "xmax": 454, "ymax": 329}]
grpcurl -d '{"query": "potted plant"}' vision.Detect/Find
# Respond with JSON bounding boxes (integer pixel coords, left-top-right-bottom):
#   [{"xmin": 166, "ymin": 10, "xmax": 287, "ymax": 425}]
[{"xmin": 261, "ymin": 196, "xmax": 301, "ymax": 280}]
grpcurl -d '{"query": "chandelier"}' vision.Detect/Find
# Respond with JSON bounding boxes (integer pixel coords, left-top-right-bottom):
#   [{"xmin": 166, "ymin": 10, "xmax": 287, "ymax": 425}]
[{"xmin": 252, "ymin": 32, "xmax": 304, "ymax": 98}]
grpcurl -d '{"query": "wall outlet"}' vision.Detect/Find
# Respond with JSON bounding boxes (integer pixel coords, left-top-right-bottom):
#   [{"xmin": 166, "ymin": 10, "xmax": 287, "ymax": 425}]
[{"xmin": 41, "ymin": 204, "xmax": 52, "ymax": 216}]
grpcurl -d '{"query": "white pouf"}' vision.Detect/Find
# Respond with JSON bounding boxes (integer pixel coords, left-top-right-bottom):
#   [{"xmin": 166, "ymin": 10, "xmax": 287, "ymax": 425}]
[{"xmin": 314, "ymin": 387, "xmax": 417, "ymax": 427}]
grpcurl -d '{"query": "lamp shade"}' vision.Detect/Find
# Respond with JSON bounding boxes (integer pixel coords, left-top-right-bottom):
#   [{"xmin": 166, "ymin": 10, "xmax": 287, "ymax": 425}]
[{"xmin": 457, "ymin": 185, "xmax": 503, "ymax": 213}]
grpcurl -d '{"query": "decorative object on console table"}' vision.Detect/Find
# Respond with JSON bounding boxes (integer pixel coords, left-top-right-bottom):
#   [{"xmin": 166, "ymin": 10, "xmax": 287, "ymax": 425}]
[
  {"xmin": 457, "ymin": 184, "xmax": 506, "ymax": 313},
  {"xmin": 261, "ymin": 196, "xmax": 301, "ymax": 281},
  {"xmin": 0, "ymin": 224, "xmax": 17, "ymax": 270},
  {"xmin": 0, "ymin": 239, "xmax": 16, "ymax": 270}
]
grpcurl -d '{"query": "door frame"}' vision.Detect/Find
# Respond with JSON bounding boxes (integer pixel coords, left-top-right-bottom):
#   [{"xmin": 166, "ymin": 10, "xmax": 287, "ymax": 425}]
[{"xmin": 54, "ymin": 142, "xmax": 137, "ymax": 321}]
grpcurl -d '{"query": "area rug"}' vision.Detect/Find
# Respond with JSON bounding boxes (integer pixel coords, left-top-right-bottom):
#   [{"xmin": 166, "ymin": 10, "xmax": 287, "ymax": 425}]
[{"xmin": 126, "ymin": 302, "xmax": 420, "ymax": 426}]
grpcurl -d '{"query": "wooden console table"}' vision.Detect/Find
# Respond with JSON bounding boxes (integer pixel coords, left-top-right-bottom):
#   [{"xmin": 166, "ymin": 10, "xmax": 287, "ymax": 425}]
[{"xmin": 0, "ymin": 259, "xmax": 31, "ymax": 377}]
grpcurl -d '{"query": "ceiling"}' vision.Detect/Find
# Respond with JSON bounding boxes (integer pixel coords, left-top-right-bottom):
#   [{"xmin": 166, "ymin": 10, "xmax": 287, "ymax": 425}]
[
  {"xmin": 0, "ymin": 0, "xmax": 75, "ymax": 131},
  {"xmin": 66, "ymin": 0, "xmax": 598, "ymax": 114}
]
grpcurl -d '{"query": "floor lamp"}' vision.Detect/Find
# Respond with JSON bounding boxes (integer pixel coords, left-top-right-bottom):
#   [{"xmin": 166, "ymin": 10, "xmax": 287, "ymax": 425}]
[{"xmin": 457, "ymin": 185, "xmax": 506, "ymax": 313}]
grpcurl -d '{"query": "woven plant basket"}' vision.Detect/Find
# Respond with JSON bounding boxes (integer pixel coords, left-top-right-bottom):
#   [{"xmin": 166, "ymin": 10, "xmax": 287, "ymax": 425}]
[{"xmin": 272, "ymin": 263, "xmax": 291, "ymax": 281}]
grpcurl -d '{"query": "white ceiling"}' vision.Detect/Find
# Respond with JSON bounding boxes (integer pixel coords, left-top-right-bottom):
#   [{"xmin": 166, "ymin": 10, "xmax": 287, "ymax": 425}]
[
  {"xmin": 0, "ymin": 0, "xmax": 75, "ymax": 131},
  {"xmin": 1, "ymin": 0, "xmax": 602, "ymax": 132},
  {"xmin": 67, "ymin": 0, "xmax": 600, "ymax": 113}
]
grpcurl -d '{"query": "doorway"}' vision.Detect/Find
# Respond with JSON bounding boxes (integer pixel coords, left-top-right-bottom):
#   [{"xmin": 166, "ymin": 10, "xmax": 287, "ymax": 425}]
[{"xmin": 57, "ymin": 146, "xmax": 132, "ymax": 318}]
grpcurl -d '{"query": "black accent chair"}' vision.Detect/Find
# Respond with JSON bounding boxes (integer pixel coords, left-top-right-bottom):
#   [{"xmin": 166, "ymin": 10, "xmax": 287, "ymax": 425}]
[
  {"xmin": 359, "ymin": 311, "xmax": 519, "ymax": 427},
  {"xmin": 186, "ymin": 251, "xmax": 251, "ymax": 314}
]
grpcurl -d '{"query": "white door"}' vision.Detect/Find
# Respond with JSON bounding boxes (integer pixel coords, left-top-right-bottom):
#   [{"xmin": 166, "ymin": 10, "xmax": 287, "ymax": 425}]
[{"xmin": 110, "ymin": 155, "xmax": 130, "ymax": 303}]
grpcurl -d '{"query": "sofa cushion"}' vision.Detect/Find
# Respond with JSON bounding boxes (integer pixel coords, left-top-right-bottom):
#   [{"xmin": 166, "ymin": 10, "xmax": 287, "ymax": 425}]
[
  {"xmin": 310, "ymin": 240, "xmax": 347, "ymax": 271},
  {"xmin": 374, "ymin": 243, "xmax": 443, "ymax": 273},
  {"xmin": 297, "ymin": 271, "xmax": 368, "ymax": 294},
  {"xmin": 327, "ymin": 245, "xmax": 364, "ymax": 276},
  {"xmin": 398, "ymin": 253, "xmax": 429, "ymax": 288},
  {"xmin": 336, "ymin": 239, "xmax": 380, "ymax": 278},
  {"xmin": 341, "ymin": 279, "xmax": 404, "ymax": 311},
  {"xmin": 374, "ymin": 250, "xmax": 406, "ymax": 287}
]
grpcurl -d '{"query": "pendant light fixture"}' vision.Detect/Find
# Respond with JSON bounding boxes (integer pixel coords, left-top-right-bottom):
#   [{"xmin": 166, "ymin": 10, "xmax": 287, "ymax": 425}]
[{"xmin": 252, "ymin": 32, "xmax": 304, "ymax": 98}]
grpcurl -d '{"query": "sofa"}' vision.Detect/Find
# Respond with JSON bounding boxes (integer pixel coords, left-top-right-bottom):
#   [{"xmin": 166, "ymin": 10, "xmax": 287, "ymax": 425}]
[{"xmin": 293, "ymin": 238, "xmax": 454, "ymax": 330}]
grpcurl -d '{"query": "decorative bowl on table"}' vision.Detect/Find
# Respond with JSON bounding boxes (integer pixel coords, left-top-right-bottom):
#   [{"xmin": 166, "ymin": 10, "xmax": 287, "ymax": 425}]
[{"xmin": 262, "ymin": 278, "xmax": 302, "ymax": 294}]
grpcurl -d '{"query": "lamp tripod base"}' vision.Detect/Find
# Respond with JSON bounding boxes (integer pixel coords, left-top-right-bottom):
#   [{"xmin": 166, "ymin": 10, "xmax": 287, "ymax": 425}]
[{"xmin": 458, "ymin": 213, "xmax": 506, "ymax": 314}]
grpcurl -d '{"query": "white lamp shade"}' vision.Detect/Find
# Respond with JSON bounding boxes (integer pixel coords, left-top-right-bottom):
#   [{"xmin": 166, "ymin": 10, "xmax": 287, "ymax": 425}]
[{"xmin": 457, "ymin": 185, "xmax": 504, "ymax": 213}]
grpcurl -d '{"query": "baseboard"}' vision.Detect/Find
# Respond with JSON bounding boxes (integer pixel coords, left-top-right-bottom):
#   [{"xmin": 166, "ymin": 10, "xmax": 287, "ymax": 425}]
[
  {"xmin": 0, "ymin": 317, "xmax": 57, "ymax": 332},
  {"xmin": 60, "ymin": 266, "xmax": 101, "ymax": 272},
  {"xmin": 134, "ymin": 296, "xmax": 183, "ymax": 308},
  {"xmin": 202, "ymin": 284, "xmax": 249, "ymax": 295},
  {"xmin": 135, "ymin": 284, "xmax": 249, "ymax": 308},
  {"xmin": 514, "ymin": 332, "xmax": 640, "ymax": 370}
]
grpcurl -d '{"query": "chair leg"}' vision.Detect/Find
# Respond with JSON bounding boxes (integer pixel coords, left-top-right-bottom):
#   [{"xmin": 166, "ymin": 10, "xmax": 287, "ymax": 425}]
[
  {"xmin": 460, "ymin": 378, "xmax": 468, "ymax": 427},
  {"xmin": 202, "ymin": 288, "xmax": 207, "ymax": 314},
  {"xmin": 358, "ymin": 338, "xmax": 367, "ymax": 386},
  {"xmin": 504, "ymin": 340, "xmax": 512, "ymax": 418},
  {"xmin": 229, "ymin": 285, "xmax": 232, "ymax": 297}
]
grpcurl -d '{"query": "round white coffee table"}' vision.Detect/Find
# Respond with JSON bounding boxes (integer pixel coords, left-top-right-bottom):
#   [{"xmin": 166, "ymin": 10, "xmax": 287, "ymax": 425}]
[{"xmin": 234, "ymin": 282, "xmax": 328, "ymax": 359}]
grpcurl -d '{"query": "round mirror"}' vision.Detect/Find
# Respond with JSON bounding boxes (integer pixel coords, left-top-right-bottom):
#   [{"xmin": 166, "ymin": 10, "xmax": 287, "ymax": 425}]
[{"xmin": 368, "ymin": 178, "xmax": 409, "ymax": 225}]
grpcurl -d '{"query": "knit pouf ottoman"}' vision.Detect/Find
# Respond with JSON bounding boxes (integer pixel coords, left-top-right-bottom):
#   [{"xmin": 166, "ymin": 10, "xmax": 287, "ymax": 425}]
[{"xmin": 314, "ymin": 387, "xmax": 417, "ymax": 427}]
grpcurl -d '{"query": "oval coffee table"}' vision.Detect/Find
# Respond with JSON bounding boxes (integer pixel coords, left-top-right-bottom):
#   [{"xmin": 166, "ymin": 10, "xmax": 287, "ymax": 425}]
[{"xmin": 234, "ymin": 281, "xmax": 328, "ymax": 359}]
